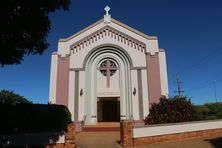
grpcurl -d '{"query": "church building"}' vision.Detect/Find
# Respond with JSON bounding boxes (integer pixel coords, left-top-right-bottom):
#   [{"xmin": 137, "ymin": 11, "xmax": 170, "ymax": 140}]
[{"xmin": 49, "ymin": 6, "xmax": 168, "ymax": 125}]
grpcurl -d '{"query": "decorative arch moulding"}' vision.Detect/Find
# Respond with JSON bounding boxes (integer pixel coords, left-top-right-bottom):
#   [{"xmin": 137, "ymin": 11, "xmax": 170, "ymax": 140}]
[{"xmin": 69, "ymin": 26, "xmax": 146, "ymax": 55}]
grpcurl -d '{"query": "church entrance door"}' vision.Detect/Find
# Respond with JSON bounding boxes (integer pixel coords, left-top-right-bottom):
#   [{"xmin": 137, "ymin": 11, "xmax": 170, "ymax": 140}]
[{"xmin": 97, "ymin": 97, "xmax": 120, "ymax": 122}]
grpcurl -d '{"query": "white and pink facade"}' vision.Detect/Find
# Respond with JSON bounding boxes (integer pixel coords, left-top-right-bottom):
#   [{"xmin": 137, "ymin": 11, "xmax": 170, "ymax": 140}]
[{"xmin": 49, "ymin": 8, "xmax": 168, "ymax": 125}]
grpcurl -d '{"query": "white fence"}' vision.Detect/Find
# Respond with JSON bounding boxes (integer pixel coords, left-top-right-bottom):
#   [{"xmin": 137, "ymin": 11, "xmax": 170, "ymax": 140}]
[{"xmin": 133, "ymin": 120, "xmax": 222, "ymax": 138}]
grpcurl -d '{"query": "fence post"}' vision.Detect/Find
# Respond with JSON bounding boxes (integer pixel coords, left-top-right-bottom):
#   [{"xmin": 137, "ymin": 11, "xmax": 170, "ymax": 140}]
[{"xmin": 120, "ymin": 120, "xmax": 133, "ymax": 147}]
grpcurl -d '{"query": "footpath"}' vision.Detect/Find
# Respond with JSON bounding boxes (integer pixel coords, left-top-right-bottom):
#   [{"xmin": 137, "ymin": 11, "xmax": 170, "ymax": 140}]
[{"xmin": 75, "ymin": 131, "xmax": 222, "ymax": 148}]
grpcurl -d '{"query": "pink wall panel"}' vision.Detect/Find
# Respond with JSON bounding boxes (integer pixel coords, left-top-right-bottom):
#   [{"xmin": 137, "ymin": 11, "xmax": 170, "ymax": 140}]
[
  {"xmin": 56, "ymin": 56, "xmax": 70, "ymax": 106},
  {"xmin": 146, "ymin": 53, "xmax": 162, "ymax": 104}
]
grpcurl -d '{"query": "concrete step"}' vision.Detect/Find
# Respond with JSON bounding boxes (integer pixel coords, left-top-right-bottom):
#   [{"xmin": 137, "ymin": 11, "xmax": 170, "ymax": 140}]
[{"xmin": 82, "ymin": 122, "xmax": 120, "ymax": 132}]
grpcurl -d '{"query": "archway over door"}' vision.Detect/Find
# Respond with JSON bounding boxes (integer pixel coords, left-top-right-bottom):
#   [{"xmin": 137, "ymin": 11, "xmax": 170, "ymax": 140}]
[{"xmin": 84, "ymin": 45, "xmax": 133, "ymax": 124}]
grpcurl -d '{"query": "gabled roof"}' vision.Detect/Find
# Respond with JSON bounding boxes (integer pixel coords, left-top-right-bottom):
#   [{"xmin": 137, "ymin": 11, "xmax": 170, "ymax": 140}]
[
  {"xmin": 59, "ymin": 18, "xmax": 157, "ymax": 42},
  {"xmin": 111, "ymin": 18, "xmax": 157, "ymax": 40}
]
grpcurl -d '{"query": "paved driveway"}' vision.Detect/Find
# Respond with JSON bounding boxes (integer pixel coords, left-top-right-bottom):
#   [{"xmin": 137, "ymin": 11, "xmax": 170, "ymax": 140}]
[{"xmin": 76, "ymin": 132, "xmax": 222, "ymax": 148}]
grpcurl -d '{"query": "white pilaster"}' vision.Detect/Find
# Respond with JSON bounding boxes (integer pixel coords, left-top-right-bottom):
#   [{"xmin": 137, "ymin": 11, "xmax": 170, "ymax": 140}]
[
  {"xmin": 49, "ymin": 52, "xmax": 58, "ymax": 104},
  {"xmin": 68, "ymin": 71, "xmax": 75, "ymax": 121},
  {"xmin": 159, "ymin": 50, "xmax": 169, "ymax": 97},
  {"xmin": 78, "ymin": 71, "xmax": 85, "ymax": 121},
  {"xmin": 131, "ymin": 70, "xmax": 139, "ymax": 120},
  {"xmin": 142, "ymin": 69, "xmax": 149, "ymax": 117}
]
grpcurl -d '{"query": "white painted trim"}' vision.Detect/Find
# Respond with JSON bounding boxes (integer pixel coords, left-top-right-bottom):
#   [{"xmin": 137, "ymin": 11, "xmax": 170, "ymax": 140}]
[
  {"xmin": 57, "ymin": 18, "xmax": 160, "ymax": 57},
  {"xmin": 78, "ymin": 71, "xmax": 85, "ymax": 121},
  {"xmin": 59, "ymin": 18, "xmax": 157, "ymax": 42},
  {"xmin": 159, "ymin": 51, "xmax": 169, "ymax": 97},
  {"xmin": 131, "ymin": 70, "xmax": 139, "ymax": 120},
  {"xmin": 68, "ymin": 71, "xmax": 75, "ymax": 121},
  {"xmin": 58, "ymin": 21, "xmax": 105, "ymax": 56},
  {"xmin": 133, "ymin": 120, "xmax": 222, "ymax": 138},
  {"xmin": 142, "ymin": 69, "xmax": 149, "ymax": 117},
  {"xmin": 49, "ymin": 53, "xmax": 58, "ymax": 104},
  {"xmin": 70, "ymin": 37, "xmax": 146, "ymax": 69},
  {"xmin": 84, "ymin": 47, "xmax": 132, "ymax": 124},
  {"xmin": 111, "ymin": 18, "xmax": 157, "ymax": 40}
]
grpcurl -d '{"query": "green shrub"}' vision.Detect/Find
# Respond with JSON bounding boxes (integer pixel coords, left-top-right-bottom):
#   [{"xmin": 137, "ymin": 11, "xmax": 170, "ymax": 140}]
[
  {"xmin": 0, "ymin": 104, "xmax": 71, "ymax": 134},
  {"xmin": 192, "ymin": 105, "xmax": 210, "ymax": 120},
  {"xmin": 205, "ymin": 115, "xmax": 217, "ymax": 120},
  {"xmin": 144, "ymin": 96, "xmax": 195, "ymax": 124},
  {"xmin": 206, "ymin": 103, "xmax": 222, "ymax": 119},
  {"xmin": 193, "ymin": 102, "xmax": 222, "ymax": 120}
]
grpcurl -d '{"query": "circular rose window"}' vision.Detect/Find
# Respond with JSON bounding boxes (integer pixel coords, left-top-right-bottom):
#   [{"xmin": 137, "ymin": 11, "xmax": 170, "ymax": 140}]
[{"xmin": 99, "ymin": 60, "xmax": 117, "ymax": 77}]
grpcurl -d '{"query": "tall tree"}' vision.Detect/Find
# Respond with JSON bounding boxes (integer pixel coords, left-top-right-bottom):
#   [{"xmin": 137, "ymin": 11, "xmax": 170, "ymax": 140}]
[
  {"xmin": 0, "ymin": 89, "xmax": 32, "ymax": 105},
  {"xmin": 0, "ymin": 0, "xmax": 71, "ymax": 66}
]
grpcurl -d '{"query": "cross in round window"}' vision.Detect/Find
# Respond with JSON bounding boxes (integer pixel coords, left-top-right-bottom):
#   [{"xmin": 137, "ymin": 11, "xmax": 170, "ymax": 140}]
[{"xmin": 97, "ymin": 59, "xmax": 118, "ymax": 88}]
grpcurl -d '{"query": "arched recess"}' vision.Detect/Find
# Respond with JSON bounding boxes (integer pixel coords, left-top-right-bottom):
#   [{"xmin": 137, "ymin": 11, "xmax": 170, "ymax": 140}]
[{"xmin": 84, "ymin": 45, "xmax": 133, "ymax": 124}]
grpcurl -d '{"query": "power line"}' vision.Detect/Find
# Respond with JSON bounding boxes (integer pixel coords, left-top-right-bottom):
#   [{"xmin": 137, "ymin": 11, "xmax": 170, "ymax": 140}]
[
  {"xmin": 168, "ymin": 47, "xmax": 222, "ymax": 82},
  {"xmin": 185, "ymin": 77, "xmax": 222, "ymax": 93},
  {"xmin": 185, "ymin": 80, "xmax": 212, "ymax": 92}
]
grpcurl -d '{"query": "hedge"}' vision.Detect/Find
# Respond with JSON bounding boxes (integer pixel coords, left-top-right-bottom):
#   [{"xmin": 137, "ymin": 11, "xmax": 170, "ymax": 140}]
[{"xmin": 0, "ymin": 104, "xmax": 71, "ymax": 134}]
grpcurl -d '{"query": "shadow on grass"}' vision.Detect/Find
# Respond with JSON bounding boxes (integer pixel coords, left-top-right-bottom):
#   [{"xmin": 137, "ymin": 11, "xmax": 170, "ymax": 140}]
[{"xmin": 205, "ymin": 137, "xmax": 222, "ymax": 148}]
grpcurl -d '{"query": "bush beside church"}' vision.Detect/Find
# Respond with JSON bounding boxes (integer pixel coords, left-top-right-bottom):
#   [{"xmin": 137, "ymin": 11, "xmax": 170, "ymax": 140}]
[
  {"xmin": 0, "ymin": 90, "xmax": 71, "ymax": 134},
  {"xmin": 145, "ymin": 96, "xmax": 222, "ymax": 125},
  {"xmin": 144, "ymin": 96, "xmax": 195, "ymax": 124},
  {"xmin": 0, "ymin": 104, "xmax": 71, "ymax": 134}
]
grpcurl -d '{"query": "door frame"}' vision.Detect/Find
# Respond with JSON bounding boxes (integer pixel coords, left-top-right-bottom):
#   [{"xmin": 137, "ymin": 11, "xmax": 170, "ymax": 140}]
[{"xmin": 97, "ymin": 97, "xmax": 120, "ymax": 122}]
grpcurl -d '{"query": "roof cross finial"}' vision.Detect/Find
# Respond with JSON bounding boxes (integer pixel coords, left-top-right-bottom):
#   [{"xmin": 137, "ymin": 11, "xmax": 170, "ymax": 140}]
[
  {"xmin": 104, "ymin": 6, "xmax": 111, "ymax": 23},
  {"xmin": 104, "ymin": 6, "xmax": 110, "ymax": 16}
]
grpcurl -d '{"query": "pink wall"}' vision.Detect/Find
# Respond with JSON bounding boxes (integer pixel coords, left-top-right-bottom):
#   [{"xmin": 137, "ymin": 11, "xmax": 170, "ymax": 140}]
[
  {"xmin": 146, "ymin": 53, "xmax": 162, "ymax": 104},
  {"xmin": 56, "ymin": 56, "xmax": 70, "ymax": 106}
]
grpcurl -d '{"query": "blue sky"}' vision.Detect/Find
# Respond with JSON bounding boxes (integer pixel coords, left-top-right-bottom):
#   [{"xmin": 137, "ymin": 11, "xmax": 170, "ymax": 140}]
[{"xmin": 1, "ymin": 0, "xmax": 222, "ymax": 104}]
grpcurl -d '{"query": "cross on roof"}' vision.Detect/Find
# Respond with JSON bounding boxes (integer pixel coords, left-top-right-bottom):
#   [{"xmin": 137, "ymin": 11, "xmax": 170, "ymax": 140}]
[{"xmin": 104, "ymin": 6, "xmax": 110, "ymax": 16}]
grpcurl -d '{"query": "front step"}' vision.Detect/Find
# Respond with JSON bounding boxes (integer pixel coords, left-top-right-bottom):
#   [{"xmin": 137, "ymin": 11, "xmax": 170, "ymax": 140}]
[{"xmin": 82, "ymin": 122, "xmax": 120, "ymax": 132}]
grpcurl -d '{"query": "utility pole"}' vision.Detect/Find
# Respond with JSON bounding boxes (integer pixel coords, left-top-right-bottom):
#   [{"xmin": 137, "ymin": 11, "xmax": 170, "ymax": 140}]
[
  {"xmin": 174, "ymin": 74, "xmax": 184, "ymax": 97},
  {"xmin": 213, "ymin": 80, "xmax": 217, "ymax": 102}
]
